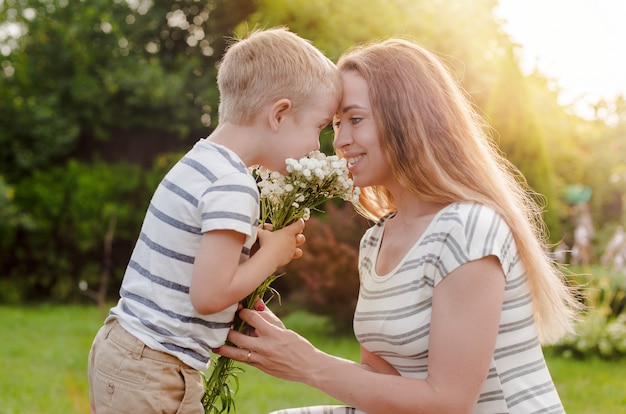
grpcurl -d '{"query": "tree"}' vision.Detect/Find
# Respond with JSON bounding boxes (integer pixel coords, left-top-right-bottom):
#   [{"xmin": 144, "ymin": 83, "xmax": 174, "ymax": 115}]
[
  {"xmin": 485, "ymin": 45, "xmax": 560, "ymax": 239},
  {"xmin": 0, "ymin": 0, "xmax": 258, "ymax": 302},
  {"xmin": 0, "ymin": 0, "xmax": 257, "ymax": 181}
]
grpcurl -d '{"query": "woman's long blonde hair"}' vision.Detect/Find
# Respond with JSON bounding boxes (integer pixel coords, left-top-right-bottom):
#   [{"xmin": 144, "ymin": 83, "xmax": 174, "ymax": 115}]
[{"xmin": 337, "ymin": 38, "xmax": 580, "ymax": 344}]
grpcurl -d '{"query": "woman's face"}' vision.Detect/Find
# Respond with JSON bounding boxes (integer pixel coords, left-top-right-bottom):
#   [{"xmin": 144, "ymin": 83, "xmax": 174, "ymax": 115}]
[{"xmin": 333, "ymin": 71, "xmax": 393, "ymax": 188}]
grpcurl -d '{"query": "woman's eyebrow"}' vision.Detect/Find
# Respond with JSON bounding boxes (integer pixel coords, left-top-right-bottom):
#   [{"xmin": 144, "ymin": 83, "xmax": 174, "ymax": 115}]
[{"xmin": 339, "ymin": 104, "xmax": 367, "ymax": 113}]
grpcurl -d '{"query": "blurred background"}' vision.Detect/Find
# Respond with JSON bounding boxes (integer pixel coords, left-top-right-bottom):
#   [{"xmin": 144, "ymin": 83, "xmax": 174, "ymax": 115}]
[{"xmin": 1, "ymin": 0, "xmax": 625, "ymax": 357}]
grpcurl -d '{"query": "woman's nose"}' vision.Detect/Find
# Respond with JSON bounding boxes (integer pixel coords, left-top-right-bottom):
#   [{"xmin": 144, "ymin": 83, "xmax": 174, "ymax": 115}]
[{"xmin": 333, "ymin": 126, "xmax": 351, "ymax": 150}]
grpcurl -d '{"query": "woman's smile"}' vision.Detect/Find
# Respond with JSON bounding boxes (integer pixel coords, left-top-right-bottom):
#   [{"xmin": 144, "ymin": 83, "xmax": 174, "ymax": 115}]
[{"xmin": 346, "ymin": 154, "xmax": 365, "ymax": 170}]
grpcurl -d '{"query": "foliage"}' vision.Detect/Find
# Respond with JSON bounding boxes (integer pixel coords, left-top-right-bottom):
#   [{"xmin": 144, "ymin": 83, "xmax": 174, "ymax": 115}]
[
  {"xmin": 552, "ymin": 266, "xmax": 626, "ymax": 359},
  {"xmin": 0, "ymin": 0, "xmax": 256, "ymax": 182},
  {"xmin": 280, "ymin": 202, "xmax": 371, "ymax": 332},
  {"xmin": 0, "ymin": 174, "xmax": 36, "ymax": 244},
  {"xmin": 582, "ymin": 120, "xmax": 626, "ymax": 228},
  {"xmin": 485, "ymin": 45, "xmax": 560, "ymax": 239},
  {"xmin": 0, "ymin": 159, "xmax": 165, "ymax": 303},
  {"xmin": 523, "ymin": 60, "xmax": 626, "ymax": 242}
]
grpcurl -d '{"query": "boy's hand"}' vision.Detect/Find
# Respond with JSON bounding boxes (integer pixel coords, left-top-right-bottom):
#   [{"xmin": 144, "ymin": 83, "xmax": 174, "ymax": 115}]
[{"xmin": 256, "ymin": 219, "xmax": 306, "ymax": 267}]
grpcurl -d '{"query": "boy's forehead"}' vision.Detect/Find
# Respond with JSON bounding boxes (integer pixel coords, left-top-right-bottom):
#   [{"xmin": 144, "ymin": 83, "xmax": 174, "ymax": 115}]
[{"xmin": 321, "ymin": 97, "xmax": 340, "ymax": 116}]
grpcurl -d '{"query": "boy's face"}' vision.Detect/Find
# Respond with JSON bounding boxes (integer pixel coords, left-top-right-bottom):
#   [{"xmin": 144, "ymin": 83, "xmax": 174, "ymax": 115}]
[{"xmin": 267, "ymin": 97, "xmax": 337, "ymax": 173}]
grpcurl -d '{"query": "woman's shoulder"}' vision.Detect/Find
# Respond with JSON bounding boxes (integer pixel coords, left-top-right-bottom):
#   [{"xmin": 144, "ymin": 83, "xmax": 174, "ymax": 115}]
[
  {"xmin": 444, "ymin": 201, "xmax": 497, "ymax": 215},
  {"xmin": 438, "ymin": 202, "xmax": 502, "ymax": 225},
  {"xmin": 434, "ymin": 202, "xmax": 512, "ymax": 243},
  {"xmin": 433, "ymin": 203, "xmax": 516, "ymax": 272}
]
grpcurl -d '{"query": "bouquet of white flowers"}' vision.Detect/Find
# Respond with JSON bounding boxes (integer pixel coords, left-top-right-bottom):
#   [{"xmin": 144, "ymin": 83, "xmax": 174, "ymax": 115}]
[{"xmin": 202, "ymin": 151, "xmax": 359, "ymax": 413}]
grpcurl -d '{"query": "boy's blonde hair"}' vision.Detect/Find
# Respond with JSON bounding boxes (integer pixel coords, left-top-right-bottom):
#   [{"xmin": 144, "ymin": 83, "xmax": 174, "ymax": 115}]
[
  {"xmin": 217, "ymin": 27, "xmax": 341, "ymax": 124},
  {"xmin": 338, "ymin": 38, "xmax": 581, "ymax": 345}
]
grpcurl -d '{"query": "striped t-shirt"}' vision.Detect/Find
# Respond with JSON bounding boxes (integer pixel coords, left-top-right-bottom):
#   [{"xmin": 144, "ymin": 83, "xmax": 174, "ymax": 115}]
[
  {"xmin": 108, "ymin": 139, "xmax": 260, "ymax": 371},
  {"xmin": 353, "ymin": 202, "xmax": 565, "ymax": 413}
]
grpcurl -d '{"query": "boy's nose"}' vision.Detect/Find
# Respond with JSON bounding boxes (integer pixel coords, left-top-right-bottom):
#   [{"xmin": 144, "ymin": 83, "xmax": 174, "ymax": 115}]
[{"xmin": 313, "ymin": 138, "xmax": 320, "ymax": 152}]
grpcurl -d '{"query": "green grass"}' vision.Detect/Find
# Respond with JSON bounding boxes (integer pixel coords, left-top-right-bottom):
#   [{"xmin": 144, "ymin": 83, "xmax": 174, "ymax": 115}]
[
  {"xmin": 544, "ymin": 348, "xmax": 626, "ymax": 413},
  {"xmin": 0, "ymin": 304, "xmax": 104, "ymax": 414},
  {"xmin": 1, "ymin": 305, "xmax": 625, "ymax": 413}
]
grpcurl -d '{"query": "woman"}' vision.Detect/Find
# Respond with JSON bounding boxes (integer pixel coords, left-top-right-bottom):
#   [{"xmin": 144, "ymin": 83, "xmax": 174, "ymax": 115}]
[{"xmin": 214, "ymin": 38, "xmax": 580, "ymax": 414}]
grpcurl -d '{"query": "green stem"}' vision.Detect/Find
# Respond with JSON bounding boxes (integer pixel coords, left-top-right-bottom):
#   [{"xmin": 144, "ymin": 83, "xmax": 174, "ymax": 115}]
[
  {"xmin": 201, "ymin": 208, "xmax": 311, "ymax": 412},
  {"xmin": 202, "ymin": 277, "xmax": 278, "ymax": 413}
]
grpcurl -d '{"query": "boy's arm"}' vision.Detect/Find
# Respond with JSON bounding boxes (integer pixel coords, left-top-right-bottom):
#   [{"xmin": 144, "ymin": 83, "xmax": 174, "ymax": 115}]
[
  {"xmin": 190, "ymin": 229, "xmax": 248, "ymax": 314},
  {"xmin": 190, "ymin": 220, "xmax": 304, "ymax": 314}
]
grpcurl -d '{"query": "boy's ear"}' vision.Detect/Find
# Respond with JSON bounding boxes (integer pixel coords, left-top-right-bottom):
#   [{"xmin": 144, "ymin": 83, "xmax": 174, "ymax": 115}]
[{"xmin": 268, "ymin": 98, "xmax": 292, "ymax": 131}]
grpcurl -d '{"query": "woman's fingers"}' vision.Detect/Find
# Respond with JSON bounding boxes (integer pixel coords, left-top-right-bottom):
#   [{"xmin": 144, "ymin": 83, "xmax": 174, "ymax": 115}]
[
  {"xmin": 214, "ymin": 300, "xmax": 289, "ymax": 366},
  {"xmin": 294, "ymin": 229, "xmax": 305, "ymax": 258}
]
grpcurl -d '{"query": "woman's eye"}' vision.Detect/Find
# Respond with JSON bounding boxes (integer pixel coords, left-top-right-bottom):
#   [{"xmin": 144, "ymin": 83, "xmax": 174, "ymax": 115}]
[
  {"xmin": 350, "ymin": 117, "xmax": 363, "ymax": 125},
  {"xmin": 333, "ymin": 120, "xmax": 341, "ymax": 128}
]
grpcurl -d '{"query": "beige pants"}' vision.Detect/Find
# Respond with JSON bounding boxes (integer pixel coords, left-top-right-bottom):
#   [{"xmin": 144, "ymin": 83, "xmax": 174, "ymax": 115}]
[{"xmin": 88, "ymin": 319, "xmax": 204, "ymax": 414}]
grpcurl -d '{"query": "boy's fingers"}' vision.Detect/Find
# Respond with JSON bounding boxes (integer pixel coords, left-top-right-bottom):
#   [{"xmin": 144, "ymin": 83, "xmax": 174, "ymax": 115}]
[
  {"xmin": 296, "ymin": 233, "xmax": 306, "ymax": 245},
  {"xmin": 287, "ymin": 218, "xmax": 305, "ymax": 234}
]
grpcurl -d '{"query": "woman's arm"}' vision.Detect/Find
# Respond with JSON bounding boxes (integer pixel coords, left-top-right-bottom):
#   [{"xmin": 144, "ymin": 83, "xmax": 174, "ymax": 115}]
[{"xmin": 216, "ymin": 255, "xmax": 505, "ymax": 414}]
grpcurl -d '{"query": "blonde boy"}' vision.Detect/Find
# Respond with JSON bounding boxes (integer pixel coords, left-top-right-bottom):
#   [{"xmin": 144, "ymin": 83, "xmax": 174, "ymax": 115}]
[{"xmin": 88, "ymin": 27, "xmax": 341, "ymax": 413}]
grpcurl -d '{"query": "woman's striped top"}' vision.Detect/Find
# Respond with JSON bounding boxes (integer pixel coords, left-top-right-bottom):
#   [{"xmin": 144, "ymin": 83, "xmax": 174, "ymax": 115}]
[{"xmin": 352, "ymin": 202, "xmax": 564, "ymax": 413}]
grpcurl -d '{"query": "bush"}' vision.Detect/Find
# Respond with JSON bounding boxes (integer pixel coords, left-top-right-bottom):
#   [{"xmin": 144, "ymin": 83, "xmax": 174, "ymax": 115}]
[
  {"xmin": 0, "ymin": 159, "xmax": 169, "ymax": 303},
  {"xmin": 279, "ymin": 202, "xmax": 372, "ymax": 332},
  {"xmin": 552, "ymin": 266, "xmax": 626, "ymax": 359}
]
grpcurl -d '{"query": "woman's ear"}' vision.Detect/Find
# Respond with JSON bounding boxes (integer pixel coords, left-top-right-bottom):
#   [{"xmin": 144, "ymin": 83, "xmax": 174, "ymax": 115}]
[{"xmin": 268, "ymin": 98, "xmax": 292, "ymax": 131}]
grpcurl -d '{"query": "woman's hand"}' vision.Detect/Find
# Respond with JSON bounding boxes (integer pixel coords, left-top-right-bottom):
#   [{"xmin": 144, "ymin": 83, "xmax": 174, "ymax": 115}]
[{"xmin": 214, "ymin": 301, "xmax": 317, "ymax": 383}]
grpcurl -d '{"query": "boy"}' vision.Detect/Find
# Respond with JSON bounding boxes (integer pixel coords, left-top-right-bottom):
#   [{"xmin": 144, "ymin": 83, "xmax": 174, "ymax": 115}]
[{"xmin": 88, "ymin": 27, "xmax": 342, "ymax": 413}]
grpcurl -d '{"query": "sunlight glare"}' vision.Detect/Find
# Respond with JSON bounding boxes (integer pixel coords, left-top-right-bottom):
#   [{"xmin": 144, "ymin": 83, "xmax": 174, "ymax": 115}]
[{"xmin": 496, "ymin": 0, "xmax": 626, "ymax": 119}]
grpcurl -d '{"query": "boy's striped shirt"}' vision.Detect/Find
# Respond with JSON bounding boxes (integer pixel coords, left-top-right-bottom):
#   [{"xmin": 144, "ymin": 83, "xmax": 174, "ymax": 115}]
[{"xmin": 109, "ymin": 139, "xmax": 259, "ymax": 371}]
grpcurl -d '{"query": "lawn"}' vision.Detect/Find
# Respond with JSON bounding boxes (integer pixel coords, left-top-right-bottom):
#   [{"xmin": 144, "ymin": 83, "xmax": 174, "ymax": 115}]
[{"xmin": 0, "ymin": 305, "xmax": 624, "ymax": 413}]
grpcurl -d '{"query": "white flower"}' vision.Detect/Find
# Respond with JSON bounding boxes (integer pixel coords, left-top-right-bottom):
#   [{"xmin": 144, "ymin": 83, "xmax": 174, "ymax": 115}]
[{"xmin": 252, "ymin": 151, "xmax": 359, "ymax": 229}]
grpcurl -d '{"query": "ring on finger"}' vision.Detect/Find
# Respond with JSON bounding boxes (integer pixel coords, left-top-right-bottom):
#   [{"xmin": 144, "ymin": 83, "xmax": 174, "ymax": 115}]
[{"xmin": 246, "ymin": 350, "xmax": 252, "ymax": 363}]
